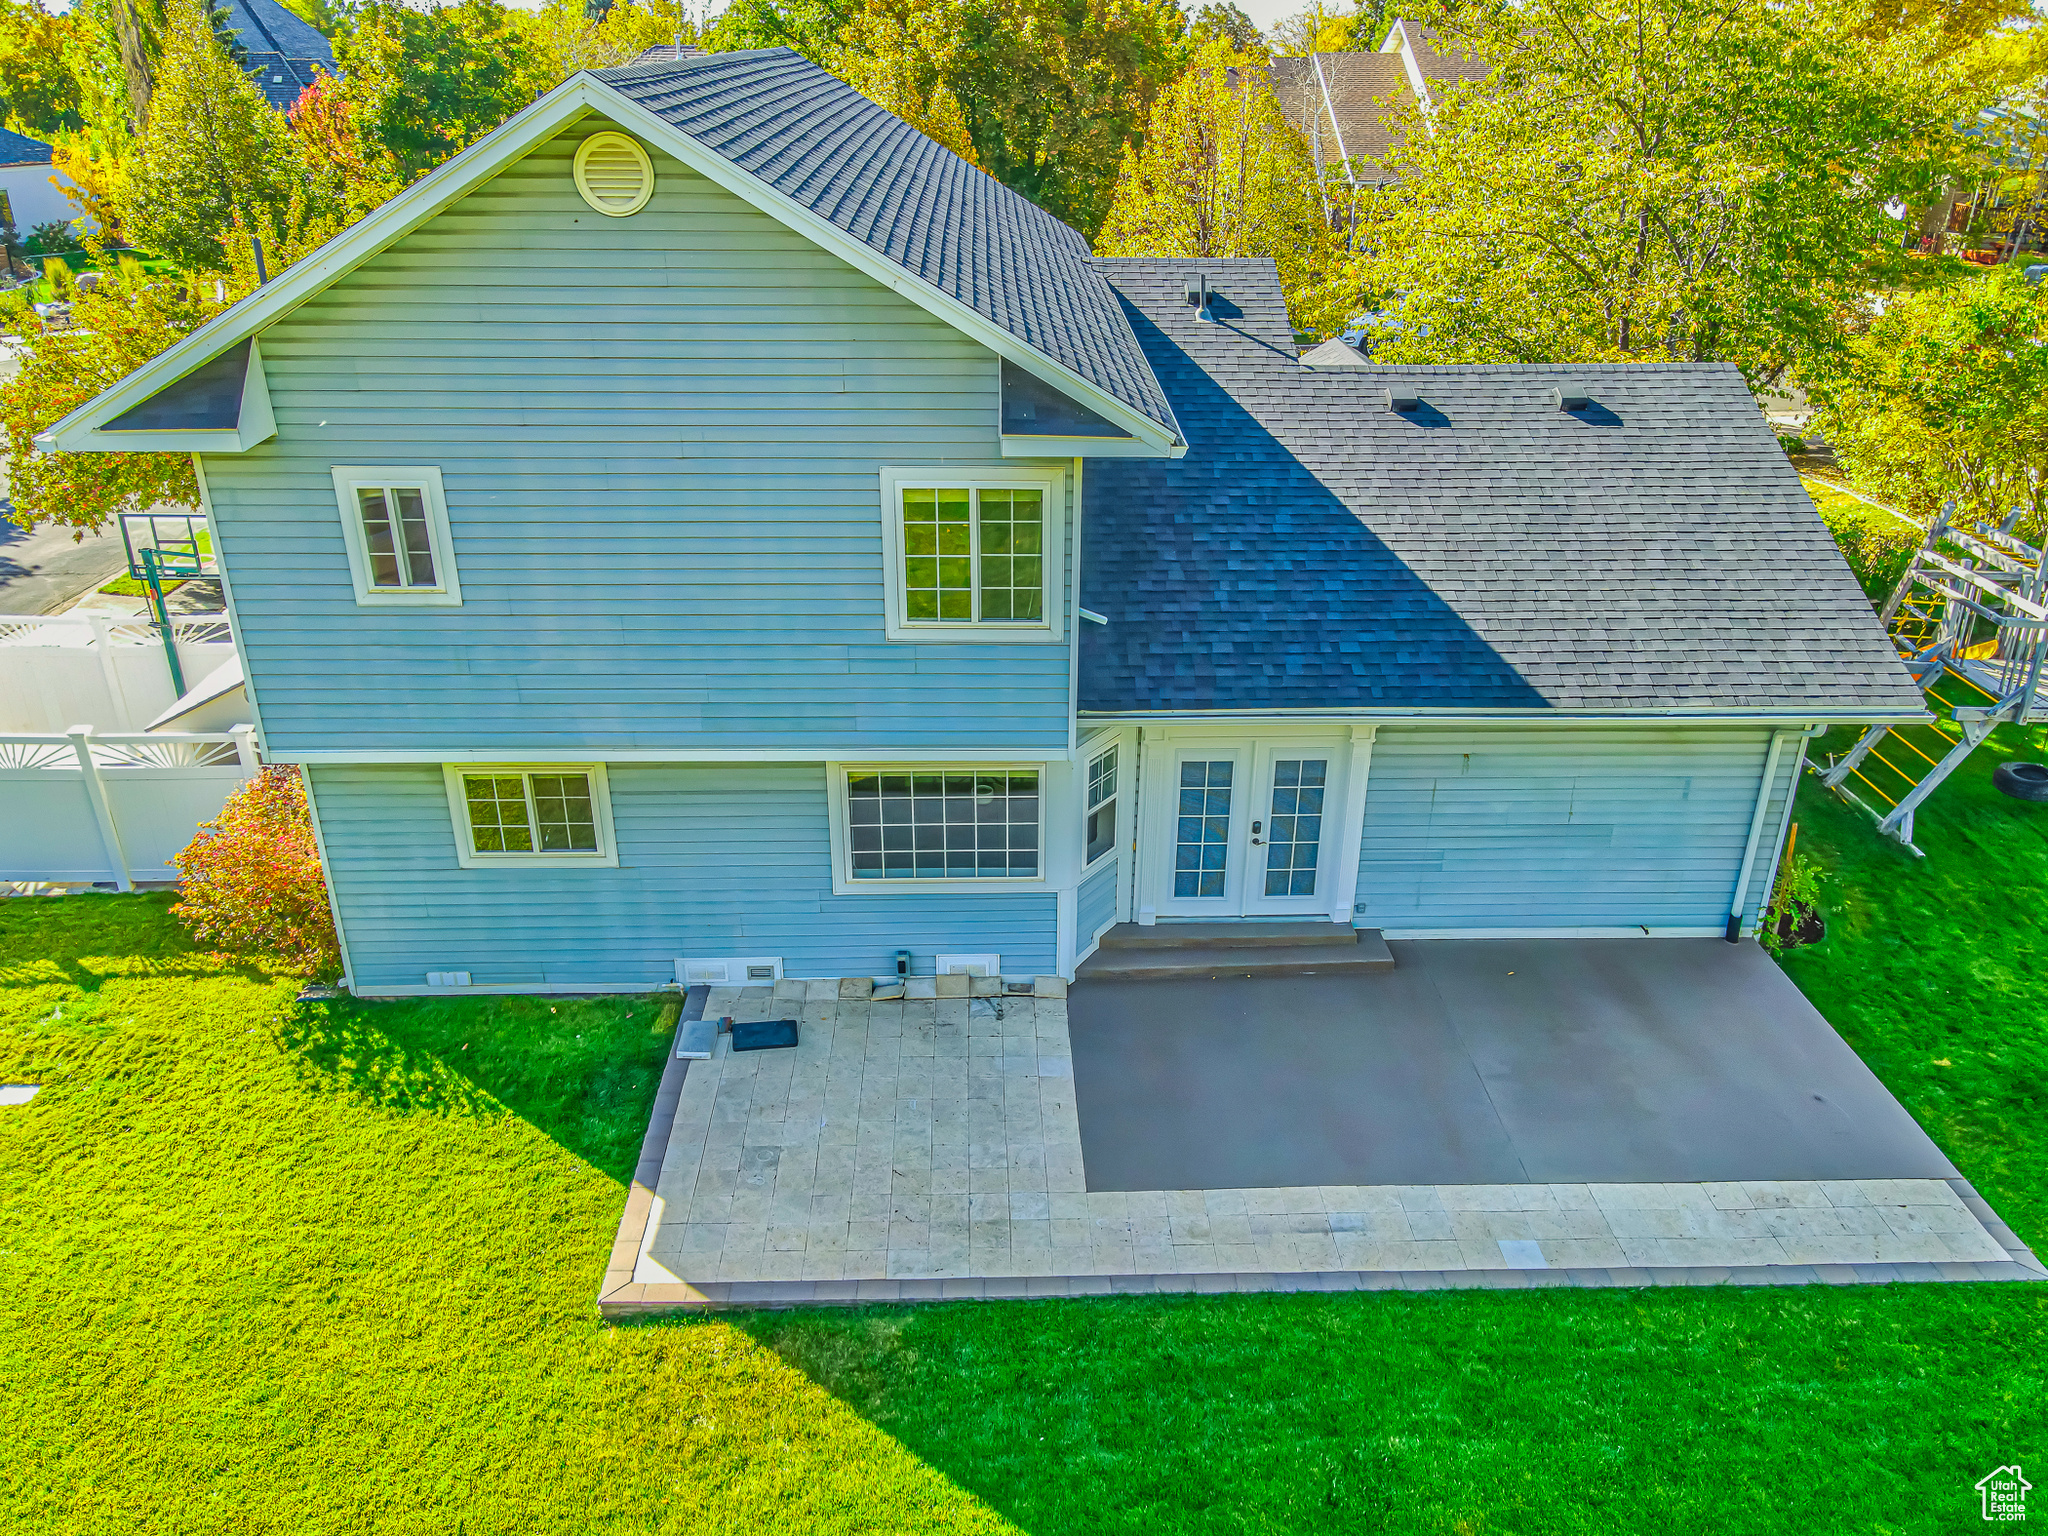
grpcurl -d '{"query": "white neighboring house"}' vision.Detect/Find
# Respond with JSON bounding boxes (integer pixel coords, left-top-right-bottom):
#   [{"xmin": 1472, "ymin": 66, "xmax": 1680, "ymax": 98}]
[{"xmin": 0, "ymin": 128, "xmax": 87, "ymax": 244}]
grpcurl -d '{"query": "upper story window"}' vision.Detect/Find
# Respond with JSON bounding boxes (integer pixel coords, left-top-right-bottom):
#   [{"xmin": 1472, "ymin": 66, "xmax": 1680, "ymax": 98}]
[
  {"xmin": 442, "ymin": 764, "xmax": 618, "ymax": 869},
  {"xmin": 331, "ymin": 465, "xmax": 462, "ymax": 607},
  {"xmin": 879, "ymin": 467, "xmax": 1063, "ymax": 642},
  {"xmin": 1085, "ymin": 744, "xmax": 1118, "ymax": 865}
]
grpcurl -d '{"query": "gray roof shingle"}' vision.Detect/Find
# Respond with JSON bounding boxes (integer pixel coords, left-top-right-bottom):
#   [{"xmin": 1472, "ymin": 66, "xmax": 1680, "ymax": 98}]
[
  {"xmin": 1079, "ymin": 258, "xmax": 1924, "ymax": 717},
  {"xmin": 597, "ymin": 50, "xmax": 1179, "ymax": 435}
]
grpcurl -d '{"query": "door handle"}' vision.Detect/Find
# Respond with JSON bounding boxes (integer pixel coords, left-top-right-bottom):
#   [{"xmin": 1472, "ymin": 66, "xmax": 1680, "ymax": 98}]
[{"xmin": 1250, "ymin": 819, "xmax": 1263, "ymax": 846}]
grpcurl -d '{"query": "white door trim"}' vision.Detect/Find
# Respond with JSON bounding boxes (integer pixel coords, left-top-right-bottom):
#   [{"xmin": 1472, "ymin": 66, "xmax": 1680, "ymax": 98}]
[{"xmin": 1135, "ymin": 726, "xmax": 1369, "ymax": 924}]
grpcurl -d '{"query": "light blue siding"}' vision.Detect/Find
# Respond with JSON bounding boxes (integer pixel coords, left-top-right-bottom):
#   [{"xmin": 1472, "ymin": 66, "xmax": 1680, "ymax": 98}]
[
  {"xmin": 1356, "ymin": 724, "xmax": 1795, "ymax": 932},
  {"xmin": 204, "ymin": 118, "xmax": 1073, "ymax": 757},
  {"xmin": 311, "ymin": 761, "xmax": 1057, "ymax": 990},
  {"xmin": 1077, "ymin": 856, "xmax": 1119, "ymax": 942}
]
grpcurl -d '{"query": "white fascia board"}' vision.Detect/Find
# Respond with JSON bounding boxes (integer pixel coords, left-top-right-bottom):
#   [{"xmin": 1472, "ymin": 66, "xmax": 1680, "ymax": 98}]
[
  {"xmin": 1001, "ymin": 433, "xmax": 1186, "ymax": 459},
  {"xmin": 274, "ymin": 744, "xmax": 1077, "ymax": 765},
  {"xmin": 585, "ymin": 81, "xmax": 1184, "ymax": 455},
  {"xmin": 1080, "ymin": 707, "xmax": 1928, "ymax": 724},
  {"xmin": 43, "ymin": 337, "xmax": 276, "ymax": 453},
  {"xmin": 43, "ymin": 74, "xmax": 1184, "ymax": 458}
]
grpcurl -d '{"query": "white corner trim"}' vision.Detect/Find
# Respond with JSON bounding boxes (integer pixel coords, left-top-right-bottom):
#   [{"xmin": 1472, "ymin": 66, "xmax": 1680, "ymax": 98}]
[
  {"xmin": 877, "ymin": 464, "xmax": 1065, "ymax": 644},
  {"xmin": 1327, "ymin": 723, "xmax": 1377, "ymax": 926},
  {"xmin": 331, "ymin": 465, "xmax": 462, "ymax": 607},
  {"xmin": 298, "ymin": 765, "xmax": 357, "ymax": 992},
  {"xmin": 442, "ymin": 762, "xmax": 620, "ymax": 869},
  {"xmin": 823, "ymin": 759, "xmax": 1053, "ymax": 896},
  {"xmin": 42, "ymin": 76, "xmax": 1182, "ymax": 457}
]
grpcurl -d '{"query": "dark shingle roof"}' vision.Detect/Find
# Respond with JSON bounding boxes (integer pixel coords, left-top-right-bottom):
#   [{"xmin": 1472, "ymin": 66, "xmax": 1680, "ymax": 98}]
[
  {"xmin": 0, "ymin": 127, "xmax": 52, "ymax": 166},
  {"xmin": 1078, "ymin": 257, "xmax": 1924, "ymax": 717},
  {"xmin": 595, "ymin": 50, "xmax": 1177, "ymax": 435},
  {"xmin": 221, "ymin": 0, "xmax": 335, "ymax": 108}
]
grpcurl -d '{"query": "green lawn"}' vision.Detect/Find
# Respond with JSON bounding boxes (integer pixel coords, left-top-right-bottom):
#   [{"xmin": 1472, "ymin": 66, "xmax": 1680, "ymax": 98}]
[{"xmin": 5, "ymin": 738, "xmax": 2047, "ymax": 1532}]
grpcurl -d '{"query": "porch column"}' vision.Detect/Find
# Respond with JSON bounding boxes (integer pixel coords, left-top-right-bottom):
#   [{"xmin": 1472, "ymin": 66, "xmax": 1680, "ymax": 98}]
[{"xmin": 1328, "ymin": 723, "xmax": 1377, "ymax": 927}]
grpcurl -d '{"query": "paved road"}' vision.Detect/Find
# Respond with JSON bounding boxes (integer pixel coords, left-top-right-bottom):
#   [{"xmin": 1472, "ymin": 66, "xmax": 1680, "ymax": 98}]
[{"xmin": 0, "ymin": 512, "xmax": 130, "ymax": 615}]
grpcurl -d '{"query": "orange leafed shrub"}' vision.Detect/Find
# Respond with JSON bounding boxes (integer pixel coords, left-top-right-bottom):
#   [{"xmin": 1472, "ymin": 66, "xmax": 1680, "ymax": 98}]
[{"xmin": 174, "ymin": 765, "xmax": 342, "ymax": 978}]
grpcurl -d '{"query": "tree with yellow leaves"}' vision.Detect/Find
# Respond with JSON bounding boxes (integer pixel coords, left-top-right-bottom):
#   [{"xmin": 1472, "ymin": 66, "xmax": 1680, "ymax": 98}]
[{"xmin": 1095, "ymin": 38, "xmax": 1340, "ymax": 327}]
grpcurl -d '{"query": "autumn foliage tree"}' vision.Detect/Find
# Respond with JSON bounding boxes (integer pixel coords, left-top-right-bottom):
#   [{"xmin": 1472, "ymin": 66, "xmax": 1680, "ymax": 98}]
[
  {"xmin": 1096, "ymin": 40, "xmax": 1339, "ymax": 321},
  {"xmin": 1, "ymin": 254, "xmax": 221, "ymax": 532},
  {"xmin": 174, "ymin": 766, "xmax": 342, "ymax": 978}
]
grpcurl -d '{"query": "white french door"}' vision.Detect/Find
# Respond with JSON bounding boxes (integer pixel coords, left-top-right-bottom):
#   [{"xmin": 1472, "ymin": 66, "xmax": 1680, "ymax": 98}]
[{"xmin": 1150, "ymin": 739, "xmax": 1341, "ymax": 919}]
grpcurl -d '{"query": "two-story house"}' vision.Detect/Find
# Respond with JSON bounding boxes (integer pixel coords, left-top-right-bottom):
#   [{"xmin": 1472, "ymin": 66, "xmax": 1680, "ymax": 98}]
[{"xmin": 44, "ymin": 49, "xmax": 1922, "ymax": 995}]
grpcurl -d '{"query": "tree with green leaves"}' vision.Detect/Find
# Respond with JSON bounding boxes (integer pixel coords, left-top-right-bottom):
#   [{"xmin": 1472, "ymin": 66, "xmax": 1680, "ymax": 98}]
[
  {"xmin": 706, "ymin": 0, "xmax": 853, "ymax": 60},
  {"xmin": 0, "ymin": 0, "xmax": 85, "ymax": 137},
  {"xmin": 1815, "ymin": 267, "xmax": 2048, "ymax": 532},
  {"xmin": 2, "ymin": 254, "xmax": 222, "ymax": 531},
  {"xmin": 831, "ymin": 0, "xmax": 1189, "ymax": 238},
  {"xmin": 338, "ymin": 0, "xmax": 543, "ymax": 181},
  {"xmin": 1188, "ymin": 2, "xmax": 1262, "ymax": 52},
  {"xmin": 1096, "ymin": 38, "xmax": 1339, "ymax": 320},
  {"xmin": 117, "ymin": 0, "xmax": 300, "ymax": 272},
  {"xmin": 1336, "ymin": 0, "xmax": 2000, "ymax": 382}
]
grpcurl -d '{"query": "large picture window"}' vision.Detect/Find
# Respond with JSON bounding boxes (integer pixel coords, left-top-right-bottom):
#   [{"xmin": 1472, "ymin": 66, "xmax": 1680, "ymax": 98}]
[
  {"xmin": 844, "ymin": 769, "xmax": 1041, "ymax": 880},
  {"xmin": 879, "ymin": 468, "xmax": 1062, "ymax": 642},
  {"xmin": 332, "ymin": 465, "xmax": 461, "ymax": 607},
  {"xmin": 442, "ymin": 764, "xmax": 617, "ymax": 868}
]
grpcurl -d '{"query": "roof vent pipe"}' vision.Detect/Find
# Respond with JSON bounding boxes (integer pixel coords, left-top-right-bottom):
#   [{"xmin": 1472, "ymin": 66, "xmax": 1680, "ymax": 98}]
[{"xmin": 1184, "ymin": 273, "xmax": 1216, "ymax": 323}]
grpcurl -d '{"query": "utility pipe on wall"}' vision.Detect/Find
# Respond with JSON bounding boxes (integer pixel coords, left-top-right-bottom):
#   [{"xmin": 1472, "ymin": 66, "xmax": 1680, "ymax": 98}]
[{"xmin": 1726, "ymin": 730, "xmax": 1792, "ymax": 942}]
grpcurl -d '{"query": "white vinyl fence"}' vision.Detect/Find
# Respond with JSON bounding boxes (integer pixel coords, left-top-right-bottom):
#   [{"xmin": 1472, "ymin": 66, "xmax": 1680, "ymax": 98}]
[
  {"xmin": 0, "ymin": 614, "xmax": 239, "ymax": 733},
  {"xmin": 2, "ymin": 727, "xmax": 259, "ymax": 889}
]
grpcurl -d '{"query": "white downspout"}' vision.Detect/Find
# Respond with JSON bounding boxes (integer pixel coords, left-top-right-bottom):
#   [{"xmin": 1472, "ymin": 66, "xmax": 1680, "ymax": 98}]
[{"xmin": 1726, "ymin": 730, "xmax": 1791, "ymax": 942}]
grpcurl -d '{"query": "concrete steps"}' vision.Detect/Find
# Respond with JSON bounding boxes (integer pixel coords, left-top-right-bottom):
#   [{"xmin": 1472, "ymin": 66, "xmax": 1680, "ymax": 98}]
[{"xmin": 1076, "ymin": 920, "xmax": 1395, "ymax": 982}]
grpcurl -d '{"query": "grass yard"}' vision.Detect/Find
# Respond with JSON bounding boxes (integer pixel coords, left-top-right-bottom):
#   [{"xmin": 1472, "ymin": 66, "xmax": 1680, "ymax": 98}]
[{"xmin": 5, "ymin": 737, "xmax": 2047, "ymax": 1532}]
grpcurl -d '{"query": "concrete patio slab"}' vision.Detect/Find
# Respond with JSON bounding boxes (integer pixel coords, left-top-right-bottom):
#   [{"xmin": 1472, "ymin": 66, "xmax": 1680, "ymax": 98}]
[
  {"xmin": 599, "ymin": 959, "xmax": 2042, "ymax": 1312},
  {"xmin": 1068, "ymin": 939, "xmax": 1956, "ymax": 1191}
]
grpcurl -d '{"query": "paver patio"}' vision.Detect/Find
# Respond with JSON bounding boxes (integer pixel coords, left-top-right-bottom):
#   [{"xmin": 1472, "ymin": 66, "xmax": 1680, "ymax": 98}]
[{"xmin": 628, "ymin": 973, "xmax": 2036, "ymax": 1301}]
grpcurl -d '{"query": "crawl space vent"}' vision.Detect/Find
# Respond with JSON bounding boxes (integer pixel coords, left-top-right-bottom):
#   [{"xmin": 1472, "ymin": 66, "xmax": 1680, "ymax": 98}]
[{"xmin": 574, "ymin": 132, "xmax": 655, "ymax": 217}]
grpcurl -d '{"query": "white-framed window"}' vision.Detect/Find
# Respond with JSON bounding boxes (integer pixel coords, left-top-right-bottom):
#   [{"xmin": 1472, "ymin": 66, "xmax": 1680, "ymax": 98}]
[
  {"xmin": 877, "ymin": 466, "xmax": 1063, "ymax": 642},
  {"xmin": 442, "ymin": 764, "xmax": 618, "ymax": 868},
  {"xmin": 332, "ymin": 465, "xmax": 462, "ymax": 607},
  {"xmin": 825, "ymin": 763, "xmax": 1047, "ymax": 893},
  {"xmin": 1084, "ymin": 743, "xmax": 1118, "ymax": 866}
]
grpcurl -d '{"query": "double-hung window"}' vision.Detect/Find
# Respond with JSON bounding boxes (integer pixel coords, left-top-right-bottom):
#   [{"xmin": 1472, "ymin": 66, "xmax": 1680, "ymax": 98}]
[
  {"xmin": 444, "ymin": 765, "xmax": 617, "ymax": 867},
  {"xmin": 1084, "ymin": 745, "xmax": 1118, "ymax": 865},
  {"xmin": 838, "ymin": 768, "xmax": 1041, "ymax": 884},
  {"xmin": 332, "ymin": 466, "xmax": 461, "ymax": 606},
  {"xmin": 880, "ymin": 469, "xmax": 1062, "ymax": 641}
]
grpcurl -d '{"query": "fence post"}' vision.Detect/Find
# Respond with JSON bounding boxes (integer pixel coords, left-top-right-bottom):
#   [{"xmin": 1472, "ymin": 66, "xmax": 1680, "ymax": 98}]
[
  {"xmin": 230, "ymin": 723, "xmax": 259, "ymax": 774},
  {"xmin": 86, "ymin": 614, "xmax": 136, "ymax": 731},
  {"xmin": 66, "ymin": 723, "xmax": 134, "ymax": 892}
]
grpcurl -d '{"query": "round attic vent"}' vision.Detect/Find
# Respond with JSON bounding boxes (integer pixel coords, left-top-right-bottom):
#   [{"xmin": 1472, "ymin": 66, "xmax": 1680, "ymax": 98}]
[{"xmin": 573, "ymin": 132, "xmax": 654, "ymax": 217}]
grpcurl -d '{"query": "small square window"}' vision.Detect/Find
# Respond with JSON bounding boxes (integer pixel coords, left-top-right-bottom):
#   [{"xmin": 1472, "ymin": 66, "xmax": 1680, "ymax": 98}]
[
  {"xmin": 332, "ymin": 466, "xmax": 461, "ymax": 606},
  {"xmin": 445, "ymin": 765, "xmax": 615, "ymax": 867}
]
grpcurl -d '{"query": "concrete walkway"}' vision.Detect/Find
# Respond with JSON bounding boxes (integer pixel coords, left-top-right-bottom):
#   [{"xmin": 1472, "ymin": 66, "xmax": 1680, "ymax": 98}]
[{"xmin": 607, "ymin": 962, "xmax": 2042, "ymax": 1311}]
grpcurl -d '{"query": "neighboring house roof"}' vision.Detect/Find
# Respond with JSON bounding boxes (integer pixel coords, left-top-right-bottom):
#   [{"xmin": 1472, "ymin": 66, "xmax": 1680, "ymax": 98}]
[
  {"xmin": 633, "ymin": 44, "xmax": 704, "ymax": 63},
  {"xmin": 0, "ymin": 127, "xmax": 53, "ymax": 167},
  {"xmin": 221, "ymin": 0, "xmax": 336, "ymax": 109},
  {"xmin": 596, "ymin": 51, "xmax": 1177, "ymax": 435},
  {"xmin": 1078, "ymin": 257, "xmax": 1925, "ymax": 718},
  {"xmin": 1268, "ymin": 52, "xmax": 1415, "ymax": 179},
  {"xmin": 1383, "ymin": 17, "xmax": 1489, "ymax": 101}
]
